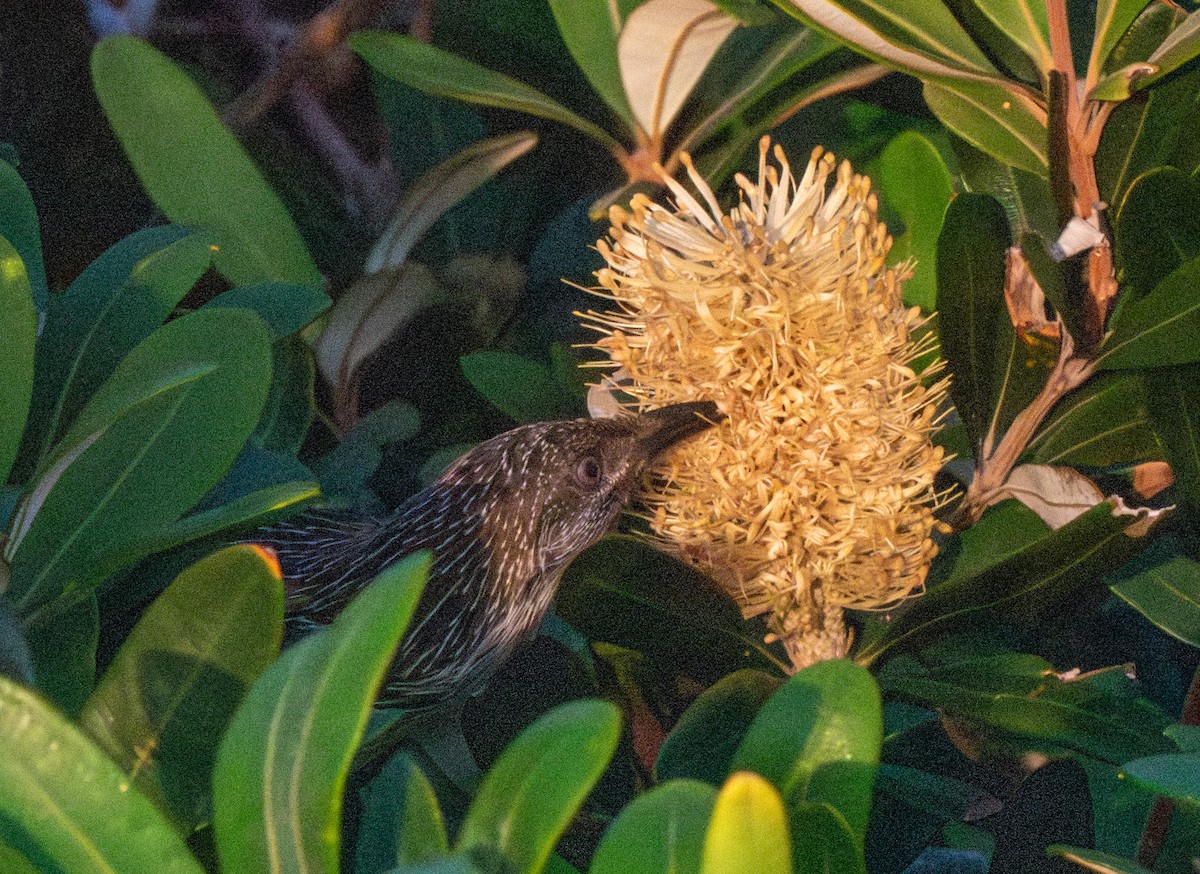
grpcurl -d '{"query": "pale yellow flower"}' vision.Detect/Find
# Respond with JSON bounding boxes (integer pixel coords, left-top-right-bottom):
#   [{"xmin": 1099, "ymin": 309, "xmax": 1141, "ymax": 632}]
[{"xmin": 581, "ymin": 136, "xmax": 950, "ymax": 669}]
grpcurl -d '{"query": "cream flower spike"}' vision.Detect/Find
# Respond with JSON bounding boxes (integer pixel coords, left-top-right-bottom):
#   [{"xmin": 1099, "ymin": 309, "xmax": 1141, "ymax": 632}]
[{"xmin": 581, "ymin": 135, "xmax": 951, "ymax": 669}]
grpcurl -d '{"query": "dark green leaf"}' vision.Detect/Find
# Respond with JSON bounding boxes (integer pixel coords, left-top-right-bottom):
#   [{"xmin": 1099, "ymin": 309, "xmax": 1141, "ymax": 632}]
[
  {"xmin": 0, "ymin": 160, "xmax": 47, "ymax": 313},
  {"xmin": 203, "ymin": 282, "xmax": 331, "ymax": 339},
  {"xmin": 91, "ymin": 36, "xmax": 321, "ymax": 288},
  {"xmin": 0, "ymin": 235, "xmax": 36, "ymax": 485},
  {"xmin": 0, "ymin": 675, "xmax": 204, "ymax": 874},
  {"xmin": 0, "ymin": 596, "xmax": 32, "ymax": 687},
  {"xmin": 1099, "ymin": 256, "xmax": 1200, "ymax": 369},
  {"xmin": 547, "ymin": 0, "xmax": 635, "ymax": 130},
  {"xmin": 354, "ymin": 752, "xmax": 449, "ymax": 871},
  {"xmin": 700, "ymin": 772, "xmax": 790, "ymax": 874},
  {"xmin": 1090, "ymin": 0, "xmax": 1160, "ymax": 81},
  {"xmin": 392, "ymin": 755, "xmax": 449, "ymax": 866},
  {"xmin": 1110, "ymin": 544, "xmax": 1200, "ymax": 648},
  {"xmin": 856, "ymin": 501, "xmax": 1149, "ymax": 663},
  {"xmin": 25, "ymin": 225, "xmax": 203, "ymax": 470},
  {"xmin": 923, "ymin": 81, "xmax": 1048, "ymax": 178},
  {"xmin": 1027, "ymin": 373, "xmax": 1158, "ymax": 466},
  {"xmin": 312, "ymin": 401, "xmax": 420, "ymax": 503},
  {"xmin": 874, "ymin": 764, "xmax": 988, "ymax": 822},
  {"xmin": 790, "ymin": 802, "xmax": 864, "ymax": 874},
  {"xmin": 935, "ymin": 193, "xmax": 1011, "ymax": 450},
  {"xmin": 7, "ymin": 308, "xmax": 273, "ymax": 621},
  {"xmin": 1143, "ymin": 363, "xmax": 1200, "ymax": 526},
  {"xmin": 78, "ymin": 545, "xmax": 284, "ymax": 831},
  {"xmin": 460, "ymin": 350, "xmax": 578, "ymax": 424},
  {"xmin": 590, "ymin": 779, "xmax": 716, "ymax": 874},
  {"xmin": 251, "ymin": 339, "xmax": 316, "ymax": 455},
  {"xmin": 731, "ymin": 661, "xmax": 880, "ymax": 848},
  {"xmin": 1121, "ymin": 752, "xmax": 1200, "ymax": 802},
  {"xmin": 213, "ymin": 552, "xmax": 430, "ymax": 874},
  {"xmin": 656, "ymin": 669, "xmax": 781, "ymax": 785},
  {"xmin": 1114, "ymin": 168, "xmax": 1200, "ymax": 304},
  {"xmin": 22, "ymin": 594, "xmax": 98, "ymax": 717},
  {"xmin": 557, "ymin": 535, "xmax": 788, "ymax": 682},
  {"xmin": 952, "ymin": 137, "xmax": 1058, "ymax": 242},
  {"xmin": 1047, "ymin": 846, "xmax": 1153, "ymax": 874},
  {"xmin": 456, "ymin": 699, "xmax": 621, "ymax": 874},
  {"xmin": 350, "ymin": 32, "xmax": 619, "ymax": 151},
  {"xmin": 877, "ymin": 131, "xmax": 953, "ymax": 312}
]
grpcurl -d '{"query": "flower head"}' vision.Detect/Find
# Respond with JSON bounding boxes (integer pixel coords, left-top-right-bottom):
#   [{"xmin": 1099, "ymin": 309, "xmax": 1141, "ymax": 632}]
[{"xmin": 581, "ymin": 137, "xmax": 950, "ymax": 668}]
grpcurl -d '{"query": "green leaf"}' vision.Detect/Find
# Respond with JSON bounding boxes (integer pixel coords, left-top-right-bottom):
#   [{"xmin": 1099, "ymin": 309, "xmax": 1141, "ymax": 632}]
[
  {"xmin": 0, "ymin": 235, "xmax": 36, "ymax": 486},
  {"xmin": 783, "ymin": 0, "xmax": 998, "ymax": 78},
  {"xmin": 590, "ymin": 779, "xmax": 716, "ymax": 874},
  {"xmin": 935, "ymin": 193, "xmax": 1011, "ymax": 451},
  {"xmin": 392, "ymin": 756, "xmax": 449, "ymax": 865},
  {"xmin": 557, "ymin": 536, "xmax": 788, "ymax": 682},
  {"xmin": 1121, "ymin": 752, "xmax": 1200, "ymax": 802},
  {"xmin": 1099, "ymin": 256, "xmax": 1200, "ymax": 369},
  {"xmin": 78, "ymin": 545, "xmax": 284, "ymax": 831},
  {"xmin": 1114, "ymin": 167, "xmax": 1200, "ymax": 304},
  {"xmin": 7, "ymin": 308, "xmax": 273, "ymax": 622},
  {"xmin": 25, "ymin": 226, "xmax": 205, "ymax": 470},
  {"xmin": 0, "ymin": 161, "xmax": 47, "ymax": 314},
  {"xmin": 251, "ymin": 339, "xmax": 316, "ymax": 455},
  {"xmin": 1090, "ymin": 0, "xmax": 1157, "ymax": 81},
  {"xmin": 1047, "ymin": 846, "xmax": 1154, "ymax": 874},
  {"xmin": 856, "ymin": 501, "xmax": 1150, "ymax": 663},
  {"xmin": 91, "ymin": 36, "xmax": 321, "ymax": 288},
  {"xmin": 789, "ymin": 802, "xmax": 864, "ymax": 874},
  {"xmin": 547, "ymin": 0, "xmax": 636, "ymax": 130},
  {"xmin": 1027, "ymin": 373, "xmax": 1158, "ymax": 467},
  {"xmin": 312, "ymin": 400, "xmax": 420, "ymax": 503},
  {"xmin": 970, "ymin": 0, "xmax": 1052, "ymax": 74},
  {"xmin": 203, "ymin": 282, "xmax": 331, "ymax": 339},
  {"xmin": 460, "ymin": 350, "xmax": 580, "ymax": 424},
  {"xmin": 1139, "ymin": 11, "xmax": 1200, "ymax": 91},
  {"xmin": 350, "ymin": 32, "xmax": 620, "ymax": 151},
  {"xmin": 0, "ymin": 675, "xmax": 204, "ymax": 874},
  {"xmin": 22, "ymin": 594, "xmax": 98, "ymax": 717},
  {"xmin": 923, "ymin": 81, "xmax": 1048, "ymax": 178},
  {"xmin": 700, "ymin": 771, "xmax": 791, "ymax": 874},
  {"xmin": 457, "ymin": 699, "xmax": 621, "ymax": 874},
  {"xmin": 877, "ymin": 131, "xmax": 953, "ymax": 312},
  {"xmin": 731, "ymin": 660, "xmax": 880, "ymax": 848},
  {"xmin": 1142, "ymin": 363, "xmax": 1200, "ymax": 523},
  {"xmin": 213, "ymin": 551, "xmax": 430, "ymax": 874},
  {"xmin": 656, "ymin": 669, "xmax": 781, "ymax": 785},
  {"xmin": 1110, "ymin": 543, "xmax": 1200, "ymax": 648},
  {"xmin": 354, "ymin": 752, "xmax": 449, "ymax": 871}
]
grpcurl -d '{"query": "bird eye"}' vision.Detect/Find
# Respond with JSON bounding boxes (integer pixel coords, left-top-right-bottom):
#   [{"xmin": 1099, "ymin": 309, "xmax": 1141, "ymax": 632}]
[{"xmin": 575, "ymin": 456, "xmax": 603, "ymax": 488}]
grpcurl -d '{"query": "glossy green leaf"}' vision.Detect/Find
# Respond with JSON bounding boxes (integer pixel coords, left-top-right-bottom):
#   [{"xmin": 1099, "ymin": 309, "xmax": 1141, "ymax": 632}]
[
  {"xmin": 1111, "ymin": 548, "xmax": 1200, "ymax": 648},
  {"xmin": 461, "ymin": 350, "xmax": 579, "ymax": 424},
  {"xmin": 783, "ymin": 0, "xmax": 998, "ymax": 78},
  {"xmin": 877, "ymin": 131, "xmax": 953, "ymax": 311},
  {"xmin": 1090, "ymin": 0, "xmax": 1156, "ymax": 80},
  {"xmin": 1142, "ymin": 363, "xmax": 1200, "ymax": 521},
  {"xmin": 857, "ymin": 501, "xmax": 1151, "ymax": 663},
  {"xmin": 0, "ymin": 161, "xmax": 46, "ymax": 314},
  {"xmin": 656, "ymin": 669, "xmax": 781, "ymax": 785},
  {"xmin": 971, "ymin": 0, "xmax": 1052, "ymax": 73},
  {"xmin": 392, "ymin": 756, "xmax": 449, "ymax": 866},
  {"xmin": 1139, "ymin": 11, "xmax": 1200, "ymax": 90},
  {"xmin": 204, "ymin": 282, "xmax": 331, "ymax": 339},
  {"xmin": 457, "ymin": 699, "xmax": 620, "ymax": 874},
  {"xmin": 7, "ymin": 308, "xmax": 273, "ymax": 621},
  {"xmin": 547, "ymin": 0, "xmax": 636, "ymax": 129},
  {"xmin": 935, "ymin": 192, "xmax": 1011, "ymax": 450},
  {"xmin": 22, "ymin": 593, "xmax": 98, "ymax": 717},
  {"xmin": 1047, "ymin": 846, "xmax": 1154, "ymax": 874},
  {"xmin": 91, "ymin": 36, "xmax": 321, "ymax": 288},
  {"xmin": 790, "ymin": 802, "xmax": 864, "ymax": 874},
  {"xmin": 1099, "ymin": 256, "xmax": 1200, "ymax": 369},
  {"xmin": 0, "ymin": 235, "xmax": 36, "ymax": 486},
  {"xmin": 731, "ymin": 660, "xmax": 880, "ymax": 848},
  {"xmin": 1121, "ymin": 752, "xmax": 1200, "ymax": 802},
  {"xmin": 79, "ymin": 545, "xmax": 284, "ymax": 830},
  {"xmin": 251, "ymin": 339, "xmax": 316, "ymax": 455},
  {"xmin": 1027, "ymin": 373, "xmax": 1157, "ymax": 467},
  {"xmin": 354, "ymin": 752, "xmax": 449, "ymax": 871},
  {"xmin": 1114, "ymin": 168, "xmax": 1200, "ymax": 304},
  {"xmin": 25, "ymin": 226, "xmax": 204, "ymax": 469},
  {"xmin": 0, "ymin": 675, "xmax": 204, "ymax": 874},
  {"xmin": 700, "ymin": 771, "xmax": 790, "ymax": 874},
  {"xmin": 557, "ymin": 535, "xmax": 788, "ymax": 681},
  {"xmin": 924, "ymin": 81, "xmax": 1048, "ymax": 178},
  {"xmin": 213, "ymin": 551, "xmax": 430, "ymax": 874},
  {"xmin": 350, "ymin": 32, "xmax": 619, "ymax": 150},
  {"xmin": 590, "ymin": 779, "xmax": 716, "ymax": 874}
]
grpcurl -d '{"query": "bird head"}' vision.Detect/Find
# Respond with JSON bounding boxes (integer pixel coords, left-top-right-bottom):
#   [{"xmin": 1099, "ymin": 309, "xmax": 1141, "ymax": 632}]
[{"xmin": 438, "ymin": 401, "xmax": 721, "ymax": 578}]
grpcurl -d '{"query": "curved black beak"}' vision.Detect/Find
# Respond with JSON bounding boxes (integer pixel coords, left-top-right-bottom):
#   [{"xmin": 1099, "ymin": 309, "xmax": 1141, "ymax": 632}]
[{"xmin": 634, "ymin": 401, "xmax": 723, "ymax": 460}]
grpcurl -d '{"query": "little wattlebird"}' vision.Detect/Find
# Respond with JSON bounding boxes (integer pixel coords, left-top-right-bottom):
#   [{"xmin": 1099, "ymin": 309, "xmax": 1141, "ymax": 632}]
[{"xmin": 252, "ymin": 401, "xmax": 720, "ymax": 783}]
